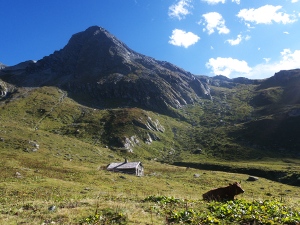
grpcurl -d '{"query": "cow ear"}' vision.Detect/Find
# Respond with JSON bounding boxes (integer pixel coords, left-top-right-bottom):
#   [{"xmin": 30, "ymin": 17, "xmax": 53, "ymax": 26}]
[{"xmin": 229, "ymin": 183, "xmax": 232, "ymax": 186}]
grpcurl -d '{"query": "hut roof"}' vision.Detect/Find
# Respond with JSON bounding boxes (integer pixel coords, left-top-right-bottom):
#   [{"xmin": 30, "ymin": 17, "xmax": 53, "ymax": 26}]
[{"xmin": 107, "ymin": 161, "xmax": 142, "ymax": 170}]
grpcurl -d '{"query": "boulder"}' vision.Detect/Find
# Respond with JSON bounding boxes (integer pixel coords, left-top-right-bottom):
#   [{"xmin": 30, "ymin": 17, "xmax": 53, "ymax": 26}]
[{"xmin": 247, "ymin": 176, "xmax": 259, "ymax": 181}]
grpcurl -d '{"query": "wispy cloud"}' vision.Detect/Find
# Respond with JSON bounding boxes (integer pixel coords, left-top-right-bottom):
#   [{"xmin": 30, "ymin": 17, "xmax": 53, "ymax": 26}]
[
  {"xmin": 202, "ymin": 12, "xmax": 230, "ymax": 35},
  {"xmin": 237, "ymin": 5, "xmax": 298, "ymax": 25},
  {"xmin": 201, "ymin": 0, "xmax": 240, "ymax": 4},
  {"xmin": 169, "ymin": 29, "xmax": 200, "ymax": 48},
  {"xmin": 201, "ymin": 0, "xmax": 225, "ymax": 4},
  {"xmin": 226, "ymin": 34, "xmax": 250, "ymax": 45},
  {"xmin": 168, "ymin": 0, "xmax": 192, "ymax": 20}
]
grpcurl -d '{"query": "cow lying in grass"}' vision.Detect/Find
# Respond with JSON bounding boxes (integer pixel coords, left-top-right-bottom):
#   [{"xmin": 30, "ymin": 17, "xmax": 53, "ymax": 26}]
[{"xmin": 203, "ymin": 182, "xmax": 244, "ymax": 201}]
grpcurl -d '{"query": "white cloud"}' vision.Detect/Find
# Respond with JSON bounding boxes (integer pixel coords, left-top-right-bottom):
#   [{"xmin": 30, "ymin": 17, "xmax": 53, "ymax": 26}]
[
  {"xmin": 206, "ymin": 49, "xmax": 300, "ymax": 79},
  {"xmin": 226, "ymin": 35, "xmax": 242, "ymax": 45},
  {"xmin": 245, "ymin": 23, "xmax": 255, "ymax": 29},
  {"xmin": 279, "ymin": 49, "xmax": 300, "ymax": 69},
  {"xmin": 232, "ymin": 0, "xmax": 240, "ymax": 4},
  {"xmin": 202, "ymin": 12, "xmax": 230, "ymax": 35},
  {"xmin": 283, "ymin": 31, "xmax": 289, "ymax": 34},
  {"xmin": 169, "ymin": 29, "xmax": 200, "ymax": 48},
  {"xmin": 237, "ymin": 5, "xmax": 298, "ymax": 25},
  {"xmin": 206, "ymin": 57, "xmax": 252, "ymax": 77},
  {"xmin": 226, "ymin": 34, "xmax": 251, "ymax": 45},
  {"xmin": 244, "ymin": 35, "xmax": 251, "ymax": 41},
  {"xmin": 201, "ymin": 0, "xmax": 240, "ymax": 4},
  {"xmin": 168, "ymin": 0, "xmax": 192, "ymax": 20},
  {"xmin": 201, "ymin": 0, "xmax": 225, "ymax": 4},
  {"xmin": 246, "ymin": 49, "xmax": 300, "ymax": 79},
  {"xmin": 292, "ymin": 0, "xmax": 298, "ymax": 3}
]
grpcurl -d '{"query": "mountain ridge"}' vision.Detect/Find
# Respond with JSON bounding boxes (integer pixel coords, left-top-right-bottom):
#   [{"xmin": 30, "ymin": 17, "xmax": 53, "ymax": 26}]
[
  {"xmin": 0, "ymin": 26, "xmax": 213, "ymax": 115},
  {"xmin": 1, "ymin": 26, "xmax": 300, "ymax": 159}
]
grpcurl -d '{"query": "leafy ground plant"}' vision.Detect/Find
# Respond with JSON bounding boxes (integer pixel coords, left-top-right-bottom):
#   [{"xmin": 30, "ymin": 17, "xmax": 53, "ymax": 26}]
[
  {"xmin": 144, "ymin": 195, "xmax": 300, "ymax": 225},
  {"xmin": 206, "ymin": 199, "xmax": 300, "ymax": 225},
  {"xmin": 79, "ymin": 207, "xmax": 128, "ymax": 225}
]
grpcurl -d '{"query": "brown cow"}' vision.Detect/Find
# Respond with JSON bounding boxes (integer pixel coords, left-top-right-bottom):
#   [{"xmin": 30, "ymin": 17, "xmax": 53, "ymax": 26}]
[{"xmin": 202, "ymin": 182, "xmax": 244, "ymax": 201}]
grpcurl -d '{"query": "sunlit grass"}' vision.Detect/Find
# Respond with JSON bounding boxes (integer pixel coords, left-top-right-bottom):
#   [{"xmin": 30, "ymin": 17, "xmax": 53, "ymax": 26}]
[{"xmin": 0, "ymin": 86, "xmax": 299, "ymax": 224}]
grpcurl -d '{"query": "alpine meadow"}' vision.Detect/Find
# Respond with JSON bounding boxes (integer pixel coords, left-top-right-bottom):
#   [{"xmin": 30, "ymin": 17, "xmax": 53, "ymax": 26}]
[{"xmin": 0, "ymin": 26, "xmax": 299, "ymax": 224}]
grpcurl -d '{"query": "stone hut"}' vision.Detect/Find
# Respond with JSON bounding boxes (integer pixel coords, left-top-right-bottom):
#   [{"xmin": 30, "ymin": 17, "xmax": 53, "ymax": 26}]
[{"xmin": 106, "ymin": 159, "xmax": 144, "ymax": 176}]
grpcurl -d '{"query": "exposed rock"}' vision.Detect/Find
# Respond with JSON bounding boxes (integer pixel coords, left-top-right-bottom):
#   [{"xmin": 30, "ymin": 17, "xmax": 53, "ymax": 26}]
[
  {"xmin": 15, "ymin": 172, "xmax": 22, "ymax": 178},
  {"xmin": 24, "ymin": 140, "xmax": 40, "ymax": 152},
  {"xmin": 0, "ymin": 79, "xmax": 16, "ymax": 99},
  {"xmin": 146, "ymin": 117, "xmax": 165, "ymax": 132},
  {"xmin": 145, "ymin": 133, "xmax": 153, "ymax": 145},
  {"xmin": 121, "ymin": 135, "xmax": 139, "ymax": 150},
  {"xmin": 189, "ymin": 78, "xmax": 211, "ymax": 99},
  {"xmin": 48, "ymin": 205, "xmax": 56, "ymax": 211},
  {"xmin": 0, "ymin": 62, "xmax": 6, "ymax": 70},
  {"xmin": 133, "ymin": 116, "xmax": 165, "ymax": 133},
  {"xmin": 247, "ymin": 176, "xmax": 259, "ymax": 181},
  {"xmin": 148, "ymin": 132, "xmax": 160, "ymax": 141},
  {"xmin": 0, "ymin": 80, "xmax": 8, "ymax": 98}
]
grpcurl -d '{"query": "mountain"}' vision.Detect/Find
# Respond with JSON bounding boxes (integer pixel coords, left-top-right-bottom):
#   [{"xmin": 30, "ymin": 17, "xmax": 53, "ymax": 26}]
[
  {"xmin": 0, "ymin": 26, "xmax": 300, "ymax": 160},
  {"xmin": 0, "ymin": 26, "xmax": 300, "ymax": 224},
  {"xmin": 0, "ymin": 26, "xmax": 211, "ymax": 116}
]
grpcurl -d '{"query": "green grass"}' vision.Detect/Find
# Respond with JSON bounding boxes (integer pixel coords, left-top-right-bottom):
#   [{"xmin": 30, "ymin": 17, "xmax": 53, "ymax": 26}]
[
  {"xmin": 0, "ymin": 150, "xmax": 299, "ymax": 224},
  {"xmin": 0, "ymin": 85, "xmax": 299, "ymax": 224}
]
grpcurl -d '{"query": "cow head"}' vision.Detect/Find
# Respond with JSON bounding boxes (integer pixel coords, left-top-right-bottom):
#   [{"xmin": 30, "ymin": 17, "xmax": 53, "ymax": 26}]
[{"xmin": 231, "ymin": 182, "xmax": 244, "ymax": 195}]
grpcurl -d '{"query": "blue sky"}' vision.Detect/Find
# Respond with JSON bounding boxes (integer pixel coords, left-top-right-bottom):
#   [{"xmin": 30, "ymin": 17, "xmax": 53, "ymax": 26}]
[{"xmin": 1, "ymin": 0, "xmax": 300, "ymax": 79}]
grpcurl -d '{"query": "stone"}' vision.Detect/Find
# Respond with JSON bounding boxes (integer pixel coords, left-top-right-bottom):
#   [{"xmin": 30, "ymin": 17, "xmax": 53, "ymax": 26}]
[
  {"xmin": 15, "ymin": 172, "xmax": 22, "ymax": 178},
  {"xmin": 247, "ymin": 176, "xmax": 259, "ymax": 181},
  {"xmin": 48, "ymin": 205, "xmax": 56, "ymax": 211}
]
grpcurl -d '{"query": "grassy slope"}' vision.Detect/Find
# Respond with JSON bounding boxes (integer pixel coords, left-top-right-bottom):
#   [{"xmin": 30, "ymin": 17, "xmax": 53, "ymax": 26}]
[
  {"xmin": 0, "ymin": 86, "xmax": 299, "ymax": 224},
  {"xmin": 1, "ymin": 143, "xmax": 299, "ymax": 224}
]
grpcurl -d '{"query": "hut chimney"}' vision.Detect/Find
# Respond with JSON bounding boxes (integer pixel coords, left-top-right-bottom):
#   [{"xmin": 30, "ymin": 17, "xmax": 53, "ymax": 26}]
[{"xmin": 124, "ymin": 158, "xmax": 128, "ymax": 163}]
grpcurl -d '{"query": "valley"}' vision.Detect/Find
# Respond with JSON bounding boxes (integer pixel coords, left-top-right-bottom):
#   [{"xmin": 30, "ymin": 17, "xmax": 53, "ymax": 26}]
[{"xmin": 0, "ymin": 26, "xmax": 299, "ymax": 224}]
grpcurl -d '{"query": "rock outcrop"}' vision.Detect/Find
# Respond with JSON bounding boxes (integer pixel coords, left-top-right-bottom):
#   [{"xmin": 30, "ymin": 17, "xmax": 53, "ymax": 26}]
[{"xmin": 0, "ymin": 62, "xmax": 6, "ymax": 70}]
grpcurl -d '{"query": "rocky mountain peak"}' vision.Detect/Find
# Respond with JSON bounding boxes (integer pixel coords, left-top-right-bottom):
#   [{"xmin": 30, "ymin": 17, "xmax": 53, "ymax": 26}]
[
  {"xmin": 0, "ymin": 26, "xmax": 212, "ymax": 115},
  {"xmin": 34, "ymin": 26, "xmax": 139, "ymax": 80}
]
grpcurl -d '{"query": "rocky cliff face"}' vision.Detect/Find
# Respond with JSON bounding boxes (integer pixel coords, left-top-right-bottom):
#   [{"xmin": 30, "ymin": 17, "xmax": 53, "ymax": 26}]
[{"xmin": 0, "ymin": 26, "xmax": 211, "ymax": 115}]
